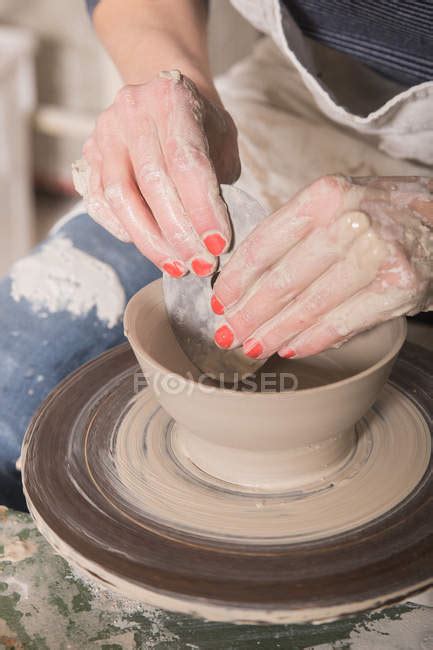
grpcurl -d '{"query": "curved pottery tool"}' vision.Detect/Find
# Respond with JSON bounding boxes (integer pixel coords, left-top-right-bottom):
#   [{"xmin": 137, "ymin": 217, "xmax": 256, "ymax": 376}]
[
  {"xmin": 22, "ymin": 281, "xmax": 433, "ymax": 623},
  {"xmin": 163, "ymin": 184, "xmax": 266, "ymax": 381}
]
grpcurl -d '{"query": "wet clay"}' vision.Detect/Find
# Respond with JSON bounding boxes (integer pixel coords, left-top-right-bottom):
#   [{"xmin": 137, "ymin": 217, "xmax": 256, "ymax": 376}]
[
  {"xmin": 125, "ymin": 278, "xmax": 406, "ymax": 448},
  {"xmin": 124, "ymin": 278, "xmax": 415, "ymax": 493},
  {"xmin": 21, "ymin": 342, "xmax": 433, "ymax": 624},
  {"xmin": 114, "ymin": 382, "xmax": 430, "ymax": 539}
]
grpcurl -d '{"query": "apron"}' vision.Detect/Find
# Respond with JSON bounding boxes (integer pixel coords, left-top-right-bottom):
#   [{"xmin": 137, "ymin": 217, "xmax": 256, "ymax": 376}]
[{"xmin": 215, "ymin": 0, "xmax": 433, "ymax": 212}]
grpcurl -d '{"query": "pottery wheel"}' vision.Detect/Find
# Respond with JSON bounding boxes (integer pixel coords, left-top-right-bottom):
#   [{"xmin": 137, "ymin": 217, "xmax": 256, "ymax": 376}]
[{"xmin": 22, "ymin": 343, "xmax": 433, "ymax": 624}]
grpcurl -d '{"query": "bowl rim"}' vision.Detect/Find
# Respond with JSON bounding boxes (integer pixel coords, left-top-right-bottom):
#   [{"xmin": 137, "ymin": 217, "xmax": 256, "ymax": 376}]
[{"xmin": 124, "ymin": 281, "xmax": 407, "ymax": 399}]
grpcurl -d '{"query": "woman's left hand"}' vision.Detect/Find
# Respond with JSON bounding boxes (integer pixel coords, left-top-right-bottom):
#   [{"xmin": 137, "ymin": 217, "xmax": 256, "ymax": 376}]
[{"xmin": 212, "ymin": 175, "xmax": 433, "ymax": 359}]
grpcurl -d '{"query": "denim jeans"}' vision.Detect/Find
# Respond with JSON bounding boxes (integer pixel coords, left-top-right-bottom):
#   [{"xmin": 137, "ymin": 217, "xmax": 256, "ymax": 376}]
[{"xmin": 0, "ymin": 209, "xmax": 161, "ymax": 510}]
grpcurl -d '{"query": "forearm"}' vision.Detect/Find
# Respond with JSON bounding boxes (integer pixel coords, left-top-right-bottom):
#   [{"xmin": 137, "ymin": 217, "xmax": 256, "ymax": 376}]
[{"xmin": 92, "ymin": 0, "xmax": 221, "ymax": 105}]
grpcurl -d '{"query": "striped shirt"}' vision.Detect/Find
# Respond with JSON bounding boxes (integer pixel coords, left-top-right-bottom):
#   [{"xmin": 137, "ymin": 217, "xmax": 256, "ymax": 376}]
[
  {"xmin": 86, "ymin": 0, "xmax": 433, "ymax": 86},
  {"xmin": 283, "ymin": 0, "xmax": 433, "ymax": 85}
]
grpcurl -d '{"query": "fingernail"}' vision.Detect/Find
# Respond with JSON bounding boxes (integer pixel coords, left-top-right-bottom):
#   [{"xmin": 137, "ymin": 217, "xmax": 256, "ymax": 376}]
[
  {"xmin": 243, "ymin": 339, "xmax": 263, "ymax": 358},
  {"xmin": 281, "ymin": 348, "xmax": 296, "ymax": 359},
  {"xmin": 203, "ymin": 232, "xmax": 227, "ymax": 256},
  {"xmin": 163, "ymin": 261, "xmax": 186, "ymax": 278},
  {"xmin": 214, "ymin": 324, "xmax": 234, "ymax": 349},
  {"xmin": 211, "ymin": 294, "xmax": 225, "ymax": 315},
  {"xmin": 191, "ymin": 258, "xmax": 215, "ymax": 277}
]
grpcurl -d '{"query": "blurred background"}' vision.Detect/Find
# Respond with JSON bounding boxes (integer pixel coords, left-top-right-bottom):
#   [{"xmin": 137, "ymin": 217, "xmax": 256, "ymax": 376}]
[{"xmin": 0, "ymin": 0, "xmax": 258, "ymax": 276}]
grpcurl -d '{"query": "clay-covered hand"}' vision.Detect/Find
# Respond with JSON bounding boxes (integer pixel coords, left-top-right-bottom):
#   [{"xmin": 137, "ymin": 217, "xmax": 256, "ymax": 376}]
[
  {"xmin": 212, "ymin": 175, "xmax": 433, "ymax": 359},
  {"xmin": 73, "ymin": 70, "xmax": 240, "ymax": 277}
]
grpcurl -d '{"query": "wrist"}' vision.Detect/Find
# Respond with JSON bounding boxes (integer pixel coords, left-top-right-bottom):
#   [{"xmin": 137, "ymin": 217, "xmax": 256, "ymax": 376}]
[
  {"xmin": 94, "ymin": 3, "xmax": 222, "ymax": 107},
  {"xmin": 114, "ymin": 37, "xmax": 223, "ymax": 107}
]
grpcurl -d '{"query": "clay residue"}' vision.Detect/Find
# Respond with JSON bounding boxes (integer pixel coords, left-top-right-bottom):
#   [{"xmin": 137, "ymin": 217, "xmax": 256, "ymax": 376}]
[
  {"xmin": 0, "ymin": 618, "xmax": 23, "ymax": 650},
  {"xmin": 112, "ymin": 383, "xmax": 430, "ymax": 544},
  {"xmin": 0, "ymin": 510, "xmax": 179, "ymax": 648},
  {"xmin": 10, "ymin": 237, "xmax": 126, "ymax": 328},
  {"xmin": 1, "ymin": 540, "xmax": 37, "ymax": 563},
  {"xmin": 315, "ymin": 606, "xmax": 433, "ymax": 649}
]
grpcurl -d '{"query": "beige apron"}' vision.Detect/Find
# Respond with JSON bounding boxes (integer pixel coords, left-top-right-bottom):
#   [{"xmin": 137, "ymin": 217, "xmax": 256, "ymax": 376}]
[{"xmin": 215, "ymin": 0, "xmax": 433, "ymax": 212}]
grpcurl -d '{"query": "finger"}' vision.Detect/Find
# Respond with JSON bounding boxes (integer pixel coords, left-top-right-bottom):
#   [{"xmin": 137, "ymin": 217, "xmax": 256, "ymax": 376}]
[
  {"xmin": 116, "ymin": 85, "xmax": 216, "ymax": 277},
  {"xmin": 159, "ymin": 75, "xmax": 232, "ymax": 255},
  {"xmin": 279, "ymin": 320, "xmax": 347, "ymax": 360},
  {"xmin": 129, "ymin": 114, "xmax": 216, "ymax": 276},
  {"xmin": 74, "ymin": 148, "xmax": 131, "ymax": 243},
  {"xmin": 278, "ymin": 274, "xmax": 410, "ymax": 359},
  {"xmin": 240, "ymin": 228, "xmax": 387, "ymax": 359},
  {"xmin": 223, "ymin": 211, "xmax": 371, "ymax": 341},
  {"xmin": 98, "ymin": 133, "xmax": 187, "ymax": 277},
  {"xmin": 213, "ymin": 175, "xmax": 348, "ymax": 309}
]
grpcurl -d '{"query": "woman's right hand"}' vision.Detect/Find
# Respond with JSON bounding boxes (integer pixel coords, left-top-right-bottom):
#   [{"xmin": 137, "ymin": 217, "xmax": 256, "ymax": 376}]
[{"xmin": 73, "ymin": 70, "xmax": 240, "ymax": 278}]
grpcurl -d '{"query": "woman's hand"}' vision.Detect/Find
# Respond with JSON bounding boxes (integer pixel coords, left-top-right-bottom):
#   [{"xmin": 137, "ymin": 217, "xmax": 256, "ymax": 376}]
[
  {"xmin": 212, "ymin": 175, "xmax": 433, "ymax": 359},
  {"xmin": 74, "ymin": 70, "xmax": 240, "ymax": 277}
]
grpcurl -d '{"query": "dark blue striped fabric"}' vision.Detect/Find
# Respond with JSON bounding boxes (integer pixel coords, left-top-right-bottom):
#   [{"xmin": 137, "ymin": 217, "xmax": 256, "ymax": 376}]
[
  {"xmin": 85, "ymin": 0, "xmax": 432, "ymax": 86},
  {"xmin": 284, "ymin": 0, "xmax": 433, "ymax": 85}
]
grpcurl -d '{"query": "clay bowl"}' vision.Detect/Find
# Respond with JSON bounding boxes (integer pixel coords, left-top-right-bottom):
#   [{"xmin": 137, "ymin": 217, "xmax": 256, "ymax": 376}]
[{"xmin": 124, "ymin": 280, "xmax": 406, "ymax": 491}]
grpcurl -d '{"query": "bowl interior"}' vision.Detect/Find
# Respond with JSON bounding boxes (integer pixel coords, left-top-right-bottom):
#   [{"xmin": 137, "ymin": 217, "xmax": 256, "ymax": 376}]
[{"xmin": 124, "ymin": 280, "xmax": 407, "ymax": 393}]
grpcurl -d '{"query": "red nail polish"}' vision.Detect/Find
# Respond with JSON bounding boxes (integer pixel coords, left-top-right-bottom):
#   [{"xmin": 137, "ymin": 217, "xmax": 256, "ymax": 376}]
[
  {"xmin": 203, "ymin": 233, "xmax": 227, "ymax": 256},
  {"xmin": 211, "ymin": 294, "xmax": 225, "ymax": 315},
  {"xmin": 191, "ymin": 258, "xmax": 215, "ymax": 277},
  {"xmin": 214, "ymin": 324, "xmax": 234, "ymax": 349},
  {"xmin": 282, "ymin": 349, "xmax": 296, "ymax": 359},
  {"xmin": 163, "ymin": 261, "xmax": 185, "ymax": 278},
  {"xmin": 244, "ymin": 339, "xmax": 263, "ymax": 358}
]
